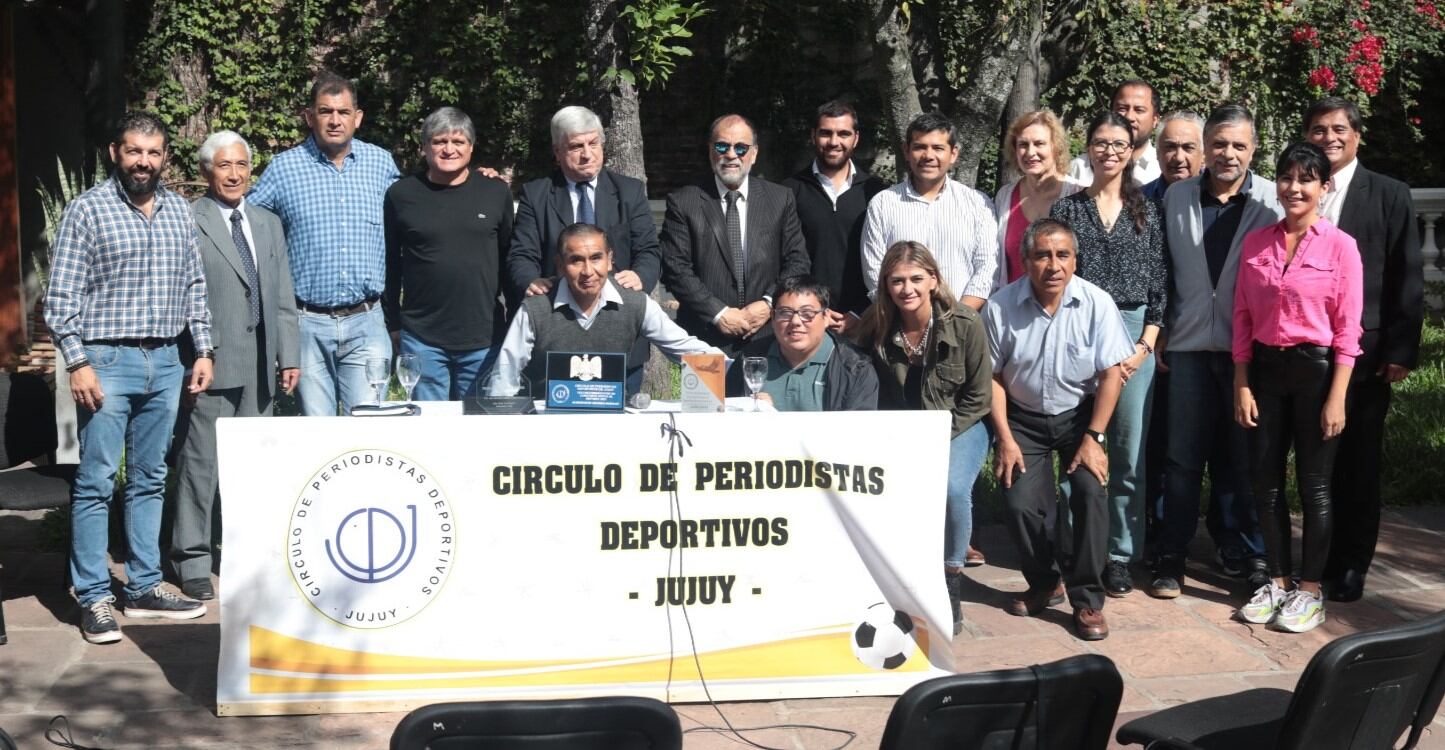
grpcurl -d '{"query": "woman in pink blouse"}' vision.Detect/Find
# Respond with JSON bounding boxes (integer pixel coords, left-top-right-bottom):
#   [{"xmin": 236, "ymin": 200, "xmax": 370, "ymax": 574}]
[
  {"xmin": 1231, "ymin": 142, "xmax": 1362, "ymax": 634},
  {"xmin": 991, "ymin": 110, "xmax": 1083, "ymax": 290}
]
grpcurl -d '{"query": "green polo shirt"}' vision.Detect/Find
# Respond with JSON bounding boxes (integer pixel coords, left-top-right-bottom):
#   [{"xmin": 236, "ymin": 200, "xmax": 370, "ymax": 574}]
[{"xmin": 761, "ymin": 335, "xmax": 834, "ymax": 412}]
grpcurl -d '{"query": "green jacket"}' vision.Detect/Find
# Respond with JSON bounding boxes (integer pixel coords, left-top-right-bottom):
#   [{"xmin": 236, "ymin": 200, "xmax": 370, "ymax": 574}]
[{"xmin": 871, "ymin": 307, "xmax": 993, "ymax": 438}]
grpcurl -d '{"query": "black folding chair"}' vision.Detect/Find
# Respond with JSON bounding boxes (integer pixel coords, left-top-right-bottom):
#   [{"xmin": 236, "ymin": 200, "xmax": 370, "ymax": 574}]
[
  {"xmin": 879, "ymin": 653, "xmax": 1123, "ymax": 749},
  {"xmin": 1117, "ymin": 609, "xmax": 1445, "ymax": 749},
  {"xmin": 389, "ymin": 696, "xmax": 682, "ymax": 750}
]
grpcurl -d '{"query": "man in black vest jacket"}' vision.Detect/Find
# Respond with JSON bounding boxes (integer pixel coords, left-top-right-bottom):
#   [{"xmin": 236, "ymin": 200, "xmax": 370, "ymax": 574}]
[
  {"xmin": 1304, "ymin": 97, "xmax": 1423, "ymax": 603},
  {"xmin": 780, "ymin": 101, "xmax": 888, "ymax": 331}
]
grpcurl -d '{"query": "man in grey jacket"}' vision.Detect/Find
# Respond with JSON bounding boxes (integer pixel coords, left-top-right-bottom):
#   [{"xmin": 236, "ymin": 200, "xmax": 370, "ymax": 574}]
[{"xmin": 1151, "ymin": 105, "xmax": 1281, "ymax": 599}]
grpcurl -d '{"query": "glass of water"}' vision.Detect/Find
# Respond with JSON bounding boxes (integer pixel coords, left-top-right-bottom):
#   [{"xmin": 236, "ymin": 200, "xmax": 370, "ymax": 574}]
[
  {"xmin": 742, "ymin": 356, "xmax": 768, "ymax": 412},
  {"xmin": 396, "ymin": 354, "xmax": 421, "ymax": 402},
  {"xmin": 365, "ymin": 356, "xmax": 390, "ymax": 406}
]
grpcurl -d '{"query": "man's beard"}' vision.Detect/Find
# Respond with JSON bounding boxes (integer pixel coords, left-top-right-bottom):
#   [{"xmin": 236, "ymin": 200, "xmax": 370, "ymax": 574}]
[{"xmin": 118, "ymin": 167, "xmax": 160, "ymax": 197}]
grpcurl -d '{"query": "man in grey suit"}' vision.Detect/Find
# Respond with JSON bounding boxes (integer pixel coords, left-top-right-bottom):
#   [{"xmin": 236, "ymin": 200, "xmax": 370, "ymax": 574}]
[
  {"xmin": 661, "ymin": 114, "xmax": 810, "ymax": 354},
  {"xmin": 171, "ymin": 130, "xmax": 300, "ymax": 600},
  {"xmin": 507, "ymin": 105, "xmax": 661, "ymax": 391}
]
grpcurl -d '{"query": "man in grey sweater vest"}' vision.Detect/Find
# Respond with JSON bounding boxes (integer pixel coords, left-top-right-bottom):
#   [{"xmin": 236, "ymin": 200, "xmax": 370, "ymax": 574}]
[
  {"xmin": 491, "ymin": 223, "xmax": 718, "ymax": 397},
  {"xmin": 1151, "ymin": 105, "xmax": 1283, "ymax": 599}
]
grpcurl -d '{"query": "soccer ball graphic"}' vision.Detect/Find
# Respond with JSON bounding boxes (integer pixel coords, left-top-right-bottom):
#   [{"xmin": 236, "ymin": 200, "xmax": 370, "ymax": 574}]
[{"xmin": 850, "ymin": 603, "xmax": 915, "ymax": 670}]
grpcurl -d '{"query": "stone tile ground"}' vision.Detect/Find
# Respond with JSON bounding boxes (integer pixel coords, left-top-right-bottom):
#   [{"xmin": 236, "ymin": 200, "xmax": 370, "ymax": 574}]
[{"xmin": 2, "ymin": 507, "xmax": 1443, "ymax": 749}]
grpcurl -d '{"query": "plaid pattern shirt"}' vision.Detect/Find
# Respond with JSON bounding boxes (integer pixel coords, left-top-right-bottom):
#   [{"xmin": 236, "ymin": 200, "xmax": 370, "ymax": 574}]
[
  {"xmin": 249, "ymin": 136, "xmax": 400, "ymax": 307},
  {"xmin": 44, "ymin": 176, "xmax": 211, "ymax": 368}
]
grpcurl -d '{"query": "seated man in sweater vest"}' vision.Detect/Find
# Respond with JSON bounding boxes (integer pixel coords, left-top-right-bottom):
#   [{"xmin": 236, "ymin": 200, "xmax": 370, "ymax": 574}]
[{"xmin": 491, "ymin": 223, "xmax": 719, "ymax": 397}]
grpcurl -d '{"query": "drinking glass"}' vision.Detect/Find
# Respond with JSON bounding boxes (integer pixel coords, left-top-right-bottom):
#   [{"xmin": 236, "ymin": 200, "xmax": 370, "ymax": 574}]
[
  {"xmin": 396, "ymin": 354, "xmax": 421, "ymax": 402},
  {"xmin": 742, "ymin": 356, "xmax": 768, "ymax": 411},
  {"xmin": 365, "ymin": 356, "xmax": 390, "ymax": 406}
]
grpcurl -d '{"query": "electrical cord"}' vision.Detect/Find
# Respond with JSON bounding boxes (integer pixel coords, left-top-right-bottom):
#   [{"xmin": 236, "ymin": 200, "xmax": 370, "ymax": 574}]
[{"xmin": 45, "ymin": 716, "xmax": 108, "ymax": 750}]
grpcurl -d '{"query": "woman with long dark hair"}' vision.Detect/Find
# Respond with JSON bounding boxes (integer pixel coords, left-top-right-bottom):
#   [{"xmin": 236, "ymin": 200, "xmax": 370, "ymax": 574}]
[
  {"xmin": 854, "ymin": 241, "xmax": 992, "ymax": 636},
  {"xmin": 1233, "ymin": 142, "xmax": 1362, "ymax": 633},
  {"xmin": 1048, "ymin": 111, "xmax": 1167, "ymax": 598}
]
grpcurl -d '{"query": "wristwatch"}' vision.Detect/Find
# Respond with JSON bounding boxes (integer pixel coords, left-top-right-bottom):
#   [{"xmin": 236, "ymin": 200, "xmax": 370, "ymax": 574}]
[{"xmin": 1084, "ymin": 429, "xmax": 1106, "ymax": 445}]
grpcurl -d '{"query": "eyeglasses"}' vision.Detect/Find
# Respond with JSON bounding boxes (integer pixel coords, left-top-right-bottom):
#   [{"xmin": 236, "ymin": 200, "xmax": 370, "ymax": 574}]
[
  {"xmin": 1089, "ymin": 139, "xmax": 1131, "ymax": 154},
  {"xmin": 713, "ymin": 141, "xmax": 753, "ymax": 157},
  {"xmin": 774, "ymin": 307, "xmax": 824, "ymax": 323}
]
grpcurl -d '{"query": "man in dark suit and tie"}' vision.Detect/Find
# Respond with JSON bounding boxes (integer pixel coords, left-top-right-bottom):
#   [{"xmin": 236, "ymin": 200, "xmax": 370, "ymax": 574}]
[
  {"xmin": 171, "ymin": 131, "xmax": 300, "ymax": 601},
  {"xmin": 1304, "ymin": 97, "xmax": 1423, "ymax": 603},
  {"xmin": 661, "ymin": 113, "xmax": 810, "ymax": 354},
  {"xmin": 507, "ymin": 106, "xmax": 661, "ymax": 392}
]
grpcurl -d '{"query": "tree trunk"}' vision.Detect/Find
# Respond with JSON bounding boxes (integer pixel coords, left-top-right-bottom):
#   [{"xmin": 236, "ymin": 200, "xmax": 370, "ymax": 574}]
[
  {"xmin": 870, "ymin": 0, "xmax": 922, "ymax": 166},
  {"xmin": 584, "ymin": 0, "xmax": 647, "ymax": 185},
  {"xmin": 950, "ymin": 18, "xmax": 1029, "ymax": 188},
  {"xmin": 1000, "ymin": 0, "xmax": 1046, "ymax": 182}
]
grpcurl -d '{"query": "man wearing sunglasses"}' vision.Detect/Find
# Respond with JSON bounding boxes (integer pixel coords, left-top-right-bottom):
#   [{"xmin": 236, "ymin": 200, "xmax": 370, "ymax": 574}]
[
  {"xmin": 726, "ymin": 276, "xmax": 878, "ymax": 411},
  {"xmin": 661, "ymin": 114, "xmax": 810, "ymax": 355}
]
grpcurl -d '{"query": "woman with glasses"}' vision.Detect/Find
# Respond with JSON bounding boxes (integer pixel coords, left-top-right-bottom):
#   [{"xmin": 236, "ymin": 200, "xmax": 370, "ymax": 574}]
[
  {"xmin": 1232, "ymin": 142, "xmax": 1361, "ymax": 633},
  {"xmin": 992, "ymin": 110, "xmax": 1083, "ymax": 290},
  {"xmin": 1048, "ymin": 111, "xmax": 1167, "ymax": 599},
  {"xmin": 854, "ymin": 241, "xmax": 992, "ymax": 636}
]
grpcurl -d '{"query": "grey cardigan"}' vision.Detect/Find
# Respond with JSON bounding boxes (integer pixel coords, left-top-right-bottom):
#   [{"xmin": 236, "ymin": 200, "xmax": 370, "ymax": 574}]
[{"xmin": 1162, "ymin": 173, "xmax": 1283, "ymax": 353}]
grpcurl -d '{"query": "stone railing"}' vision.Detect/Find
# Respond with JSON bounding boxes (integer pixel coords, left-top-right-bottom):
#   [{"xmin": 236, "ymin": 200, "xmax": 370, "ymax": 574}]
[{"xmin": 1416, "ymin": 188, "xmax": 1445, "ymax": 308}]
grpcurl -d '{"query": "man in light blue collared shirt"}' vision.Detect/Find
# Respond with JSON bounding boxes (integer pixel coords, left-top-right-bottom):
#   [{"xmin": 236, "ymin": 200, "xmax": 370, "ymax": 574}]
[{"xmin": 985, "ymin": 218, "xmax": 1133, "ymax": 642}]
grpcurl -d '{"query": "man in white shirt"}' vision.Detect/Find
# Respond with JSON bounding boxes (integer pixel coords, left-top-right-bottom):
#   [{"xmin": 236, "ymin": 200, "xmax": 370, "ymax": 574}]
[{"xmin": 1067, "ymin": 80, "xmax": 1163, "ymax": 187}]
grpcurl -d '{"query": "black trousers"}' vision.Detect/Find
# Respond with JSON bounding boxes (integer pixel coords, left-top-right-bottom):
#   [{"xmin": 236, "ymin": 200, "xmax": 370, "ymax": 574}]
[
  {"xmin": 1247, "ymin": 343, "xmax": 1339, "ymax": 583},
  {"xmin": 1002, "ymin": 400, "xmax": 1107, "ymax": 610},
  {"xmin": 1326, "ymin": 329, "xmax": 1390, "ymax": 581}
]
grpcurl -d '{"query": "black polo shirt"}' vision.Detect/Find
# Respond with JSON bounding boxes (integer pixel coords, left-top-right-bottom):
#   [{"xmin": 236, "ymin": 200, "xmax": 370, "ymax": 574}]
[{"xmin": 1199, "ymin": 171, "xmax": 1252, "ymax": 288}]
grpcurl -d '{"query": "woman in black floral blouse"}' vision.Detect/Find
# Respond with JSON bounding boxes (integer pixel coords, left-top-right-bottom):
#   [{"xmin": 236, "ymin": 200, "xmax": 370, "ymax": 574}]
[{"xmin": 1049, "ymin": 110, "xmax": 1167, "ymax": 599}]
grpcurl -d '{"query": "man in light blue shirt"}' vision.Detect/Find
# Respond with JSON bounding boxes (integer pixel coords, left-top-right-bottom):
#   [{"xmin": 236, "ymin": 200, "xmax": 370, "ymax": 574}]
[
  {"xmin": 985, "ymin": 218, "xmax": 1133, "ymax": 642},
  {"xmin": 250, "ymin": 71, "xmax": 400, "ymax": 415}
]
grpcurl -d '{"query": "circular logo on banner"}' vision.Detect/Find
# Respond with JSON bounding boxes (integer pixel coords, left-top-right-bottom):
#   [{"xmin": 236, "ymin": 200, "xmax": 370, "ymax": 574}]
[
  {"xmin": 551, "ymin": 383, "xmax": 571, "ymax": 403},
  {"xmin": 287, "ymin": 449, "xmax": 454, "ymax": 629}
]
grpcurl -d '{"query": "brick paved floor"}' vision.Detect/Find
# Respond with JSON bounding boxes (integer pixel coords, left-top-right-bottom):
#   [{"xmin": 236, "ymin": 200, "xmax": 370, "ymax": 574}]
[{"xmin": 3, "ymin": 507, "xmax": 1443, "ymax": 749}]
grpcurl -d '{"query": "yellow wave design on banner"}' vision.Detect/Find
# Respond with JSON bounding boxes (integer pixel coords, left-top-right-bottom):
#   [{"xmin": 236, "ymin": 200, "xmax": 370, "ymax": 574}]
[{"xmin": 248, "ymin": 624, "xmax": 930, "ymax": 694}]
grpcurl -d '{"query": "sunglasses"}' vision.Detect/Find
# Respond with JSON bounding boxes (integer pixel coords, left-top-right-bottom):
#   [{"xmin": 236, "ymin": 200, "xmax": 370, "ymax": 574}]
[{"xmin": 713, "ymin": 141, "xmax": 753, "ymax": 157}]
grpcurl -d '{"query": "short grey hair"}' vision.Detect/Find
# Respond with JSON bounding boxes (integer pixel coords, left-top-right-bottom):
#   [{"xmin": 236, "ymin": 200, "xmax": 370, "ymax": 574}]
[
  {"xmin": 551, "ymin": 106, "xmax": 605, "ymax": 147},
  {"xmin": 421, "ymin": 107, "xmax": 475, "ymax": 145},
  {"xmin": 1159, "ymin": 110, "xmax": 1205, "ymax": 143},
  {"xmin": 197, "ymin": 130, "xmax": 252, "ymax": 172}
]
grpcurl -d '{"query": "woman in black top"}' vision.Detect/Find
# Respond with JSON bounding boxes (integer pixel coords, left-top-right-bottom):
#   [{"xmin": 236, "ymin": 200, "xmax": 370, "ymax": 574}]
[{"xmin": 1048, "ymin": 111, "xmax": 1166, "ymax": 598}]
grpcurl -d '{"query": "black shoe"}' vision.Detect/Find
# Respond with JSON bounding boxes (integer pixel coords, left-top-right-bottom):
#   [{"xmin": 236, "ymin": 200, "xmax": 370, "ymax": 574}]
[
  {"xmin": 124, "ymin": 586, "xmax": 206, "ymax": 620},
  {"xmin": 81, "ymin": 598, "xmax": 122, "ymax": 644},
  {"xmin": 1245, "ymin": 557, "xmax": 1272, "ymax": 591},
  {"xmin": 1215, "ymin": 548, "xmax": 1247, "ymax": 578},
  {"xmin": 1329, "ymin": 569, "xmax": 1365, "ymax": 602},
  {"xmin": 181, "ymin": 578, "xmax": 215, "ymax": 601},
  {"xmin": 1150, "ymin": 554, "xmax": 1184, "ymax": 599},
  {"xmin": 1104, "ymin": 560, "xmax": 1133, "ymax": 597},
  {"xmin": 946, "ymin": 571, "xmax": 965, "ymax": 636}
]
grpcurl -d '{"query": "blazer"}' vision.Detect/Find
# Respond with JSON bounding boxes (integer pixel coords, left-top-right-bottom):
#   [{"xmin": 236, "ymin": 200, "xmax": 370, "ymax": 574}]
[
  {"xmin": 1334, "ymin": 165, "xmax": 1423, "ymax": 370},
  {"xmin": 183, "ymin": 197, "xmax": 300, "ymax": 391},
  {"xmin": 506, "ymin": 168, "xmax": 661, "ymax": 307},
  {"xmin": 660, "ymin": 176, "xmax": 810, "ymax": 349}
]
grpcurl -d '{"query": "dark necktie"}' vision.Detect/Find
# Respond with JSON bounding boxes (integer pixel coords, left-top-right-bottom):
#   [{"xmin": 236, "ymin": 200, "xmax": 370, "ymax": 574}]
[
  {"xmin": 576, "ymin": 182, "xmax": 594, "ymax": 225},
  {"xmin": 229, "ymin": 209, "xmax": 263, "ymax": 327},
  {"xmin": 725, "ymin": 190, "xmax": 744, "ymax": 305}
]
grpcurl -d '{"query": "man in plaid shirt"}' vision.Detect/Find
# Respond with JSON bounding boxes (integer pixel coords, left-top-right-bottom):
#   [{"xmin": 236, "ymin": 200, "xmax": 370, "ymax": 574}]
[
  {"xmin": 44, "ymin": 112, "xmax": 214, "ymax": 644},
  {"xmin": 250, "ymin": 71, "xmax": 400, "ymax": 415}
]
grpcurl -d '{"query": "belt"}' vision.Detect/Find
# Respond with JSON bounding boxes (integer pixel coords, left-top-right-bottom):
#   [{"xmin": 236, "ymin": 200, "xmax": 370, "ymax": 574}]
[
  {"xmin": 1253, "ymin": 341, "xmax": 1331, "ymax": 359},
  {"xmin": 297, "ymin": 296, "xmax": 380, "ymax": 317},
  {"xmin": 88, "ymin": 337, "xmax": 175, "ymax": 349}
]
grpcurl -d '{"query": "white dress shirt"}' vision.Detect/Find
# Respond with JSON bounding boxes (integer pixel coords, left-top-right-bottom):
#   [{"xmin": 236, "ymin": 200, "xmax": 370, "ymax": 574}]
[
  {"xmin": 1066, "ymin": 142, "xmax": 1162, "ymax": 188},
  {"xmin": 567, "ymin": 174, "xmax": 602, "ymax": 221},
  {"xmin": 214, "ymin": 196, "xmax": 257, "ymax": 264},
  {"xmin": 1319, "ymin": 158, "xmax": 1359, "ymax": 226},
  {"xmin": 861, "ymin": 177, "xmax": 999, "ymax": 302},
  {"xmin": 811, "ymin": 159, "xmax": 855, "ymax": 207}
]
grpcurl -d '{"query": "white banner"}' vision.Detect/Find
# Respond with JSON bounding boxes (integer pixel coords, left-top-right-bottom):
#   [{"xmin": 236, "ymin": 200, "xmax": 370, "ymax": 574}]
[{"xmin": 216, "ymin": 411, "xmax": 954, "ymax": 716}]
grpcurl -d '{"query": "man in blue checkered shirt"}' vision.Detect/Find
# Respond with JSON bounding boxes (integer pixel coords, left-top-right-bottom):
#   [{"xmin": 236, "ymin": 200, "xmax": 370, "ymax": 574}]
[
  {"xmin": 44, "ymin": 112, "xmax": 214, "ymax": 643},
  {"xmin": 249, "ymin": 71, "xmax": 401, "ymax": 415}
]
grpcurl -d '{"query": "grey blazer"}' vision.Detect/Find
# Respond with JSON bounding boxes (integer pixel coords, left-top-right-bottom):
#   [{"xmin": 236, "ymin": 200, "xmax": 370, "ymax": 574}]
[{"xmin": 185, "ymin": 197, "xmax": 300, "ymax": 391}]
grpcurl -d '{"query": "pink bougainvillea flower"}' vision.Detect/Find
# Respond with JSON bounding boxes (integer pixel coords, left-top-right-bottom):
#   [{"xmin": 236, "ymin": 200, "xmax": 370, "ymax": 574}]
[{"xmin": 1309, "ymin": 65, "xmax": 1338, "ymax": 90}]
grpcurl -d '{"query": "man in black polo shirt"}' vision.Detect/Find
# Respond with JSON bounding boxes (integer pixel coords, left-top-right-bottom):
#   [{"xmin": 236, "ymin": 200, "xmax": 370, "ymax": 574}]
[{"xmin": 782, "ymin": 101, "xmax": 888, "ymax": 333}]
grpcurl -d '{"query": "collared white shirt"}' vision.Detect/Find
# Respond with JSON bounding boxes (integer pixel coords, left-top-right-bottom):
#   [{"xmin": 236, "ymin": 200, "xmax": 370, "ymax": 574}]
[
  {"xmin": 213, "ymin": 196, "xmax": 257, "ymax": 264},
  {"xmin": 861, "ymin": 177, "xmax": 999, "ymax": 302},
  {"xmin": 1319, "ymin": 158, "xmax": 1359, "ymax": 226},
  {"xmin": 566, "ymin": 174, "xmax": 602, "ymax": 222},
  {"xmin": 491, "ymin": 278, "xmax": 719, "ymax": 394},
  {"xmin": 1066, "ymin": 141, "xmax": 1162, "ymax": 188},
  {"xmin": 811, "ymin": 159, "xmax": 855, "ymax": 208}
]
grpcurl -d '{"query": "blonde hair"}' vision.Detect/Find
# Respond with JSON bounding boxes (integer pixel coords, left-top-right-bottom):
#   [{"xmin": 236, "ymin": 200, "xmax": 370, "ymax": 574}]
[
  {"xmin": 853, "ymin": 241, "xmax": 956, "ymax": 355},
  {"xmin": 1002, "ymin": 109, "xmax": 1069, "ymax": 180}
]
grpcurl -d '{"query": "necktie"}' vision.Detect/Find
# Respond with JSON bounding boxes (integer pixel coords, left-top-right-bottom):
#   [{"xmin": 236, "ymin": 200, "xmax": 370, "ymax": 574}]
[
  {"xmin": 725, "ymin": 190, "xmax": 745, "ymax": 305},
  {"xmin": 230, "ymin": 209, "xmax": 263, "ymax": 327},
  {"xmin": 576, "ymin": 182, "xmax": 595, "ymax": 225}
]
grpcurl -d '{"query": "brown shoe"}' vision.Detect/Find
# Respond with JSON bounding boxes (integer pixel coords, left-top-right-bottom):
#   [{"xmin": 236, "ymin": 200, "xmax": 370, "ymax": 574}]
[
  {"xmin": 965, "ymin": 546, "xmax": 986, "ymax": 567},
  {"xmin": 1006, "ymin": 582, "xmax": 1065, "ymax": 617},
  {"xmin": 1074, "ymin": 607, "xmax": 1109, "ymax": 640}
]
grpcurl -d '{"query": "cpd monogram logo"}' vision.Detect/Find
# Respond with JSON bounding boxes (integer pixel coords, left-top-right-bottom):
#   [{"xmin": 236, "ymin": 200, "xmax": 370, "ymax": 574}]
[{"xmin": 288, "ymin": 449, "xmax": 454, "ymax": 629}]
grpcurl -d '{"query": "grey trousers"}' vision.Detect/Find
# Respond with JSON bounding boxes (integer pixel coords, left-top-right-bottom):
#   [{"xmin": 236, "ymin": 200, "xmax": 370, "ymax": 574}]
[{"xmin": 169, "ymin": 383, "xmax": 270, "ymax": 581}]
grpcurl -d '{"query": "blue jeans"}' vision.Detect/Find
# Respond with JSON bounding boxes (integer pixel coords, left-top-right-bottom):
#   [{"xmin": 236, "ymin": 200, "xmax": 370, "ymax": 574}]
[
  {"xmin": 71, "ymin": 343, "xmax": 183, "ymax": 606},
  {"xmin": 297, "ymin": 303, "xmax": 392, "ymax": 415},
  {"xmin": 1105, "ymin": 306, "xmax": 1155, "ymax": 563},
  {"xmin": 1160, "ymin": 350, "xmax": 1264, "ymax": 559},
  {"xmin": 400, "ymin": 329, "xmax": 492, "ymax": 401},
  {"xmin": 944, "ymin": 421, "xmax": 990, "ymax": 568}
]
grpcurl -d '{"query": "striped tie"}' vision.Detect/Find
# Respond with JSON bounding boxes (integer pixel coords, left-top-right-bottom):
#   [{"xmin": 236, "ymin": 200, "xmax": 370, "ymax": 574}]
[
  {"xmin": 230, "ymin": 210, "xmax": 263, "ymax": 327},
  {"xmin": 725, "ymin": 190, "xmax": 744, "ymax": 305}
]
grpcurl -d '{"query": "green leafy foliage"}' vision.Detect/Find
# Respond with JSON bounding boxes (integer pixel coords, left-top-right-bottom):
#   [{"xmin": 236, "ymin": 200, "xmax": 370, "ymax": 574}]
[{"xmin": 609, "ymin": 0, "xmax": 711, "ymax": 90}]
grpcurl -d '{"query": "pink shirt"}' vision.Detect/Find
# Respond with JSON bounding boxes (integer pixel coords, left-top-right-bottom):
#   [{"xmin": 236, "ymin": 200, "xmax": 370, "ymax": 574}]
[
  {"xmin": 1003, "ymin": 184, "xmax": 1029, "ymax": 283},
  {"xmin": 1232, "ymin": 218, "xmax": 1363, "ymax": 367}
]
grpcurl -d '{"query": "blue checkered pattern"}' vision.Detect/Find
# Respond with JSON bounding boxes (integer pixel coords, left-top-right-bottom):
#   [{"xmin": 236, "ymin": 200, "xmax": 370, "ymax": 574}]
[
  {"xmin": 249, "ymin": 136, "xmax": 401, "ymax": 307},
  {"xmin": 44, "ymin": 177, "xmax": 212, "ymax": 368}
]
